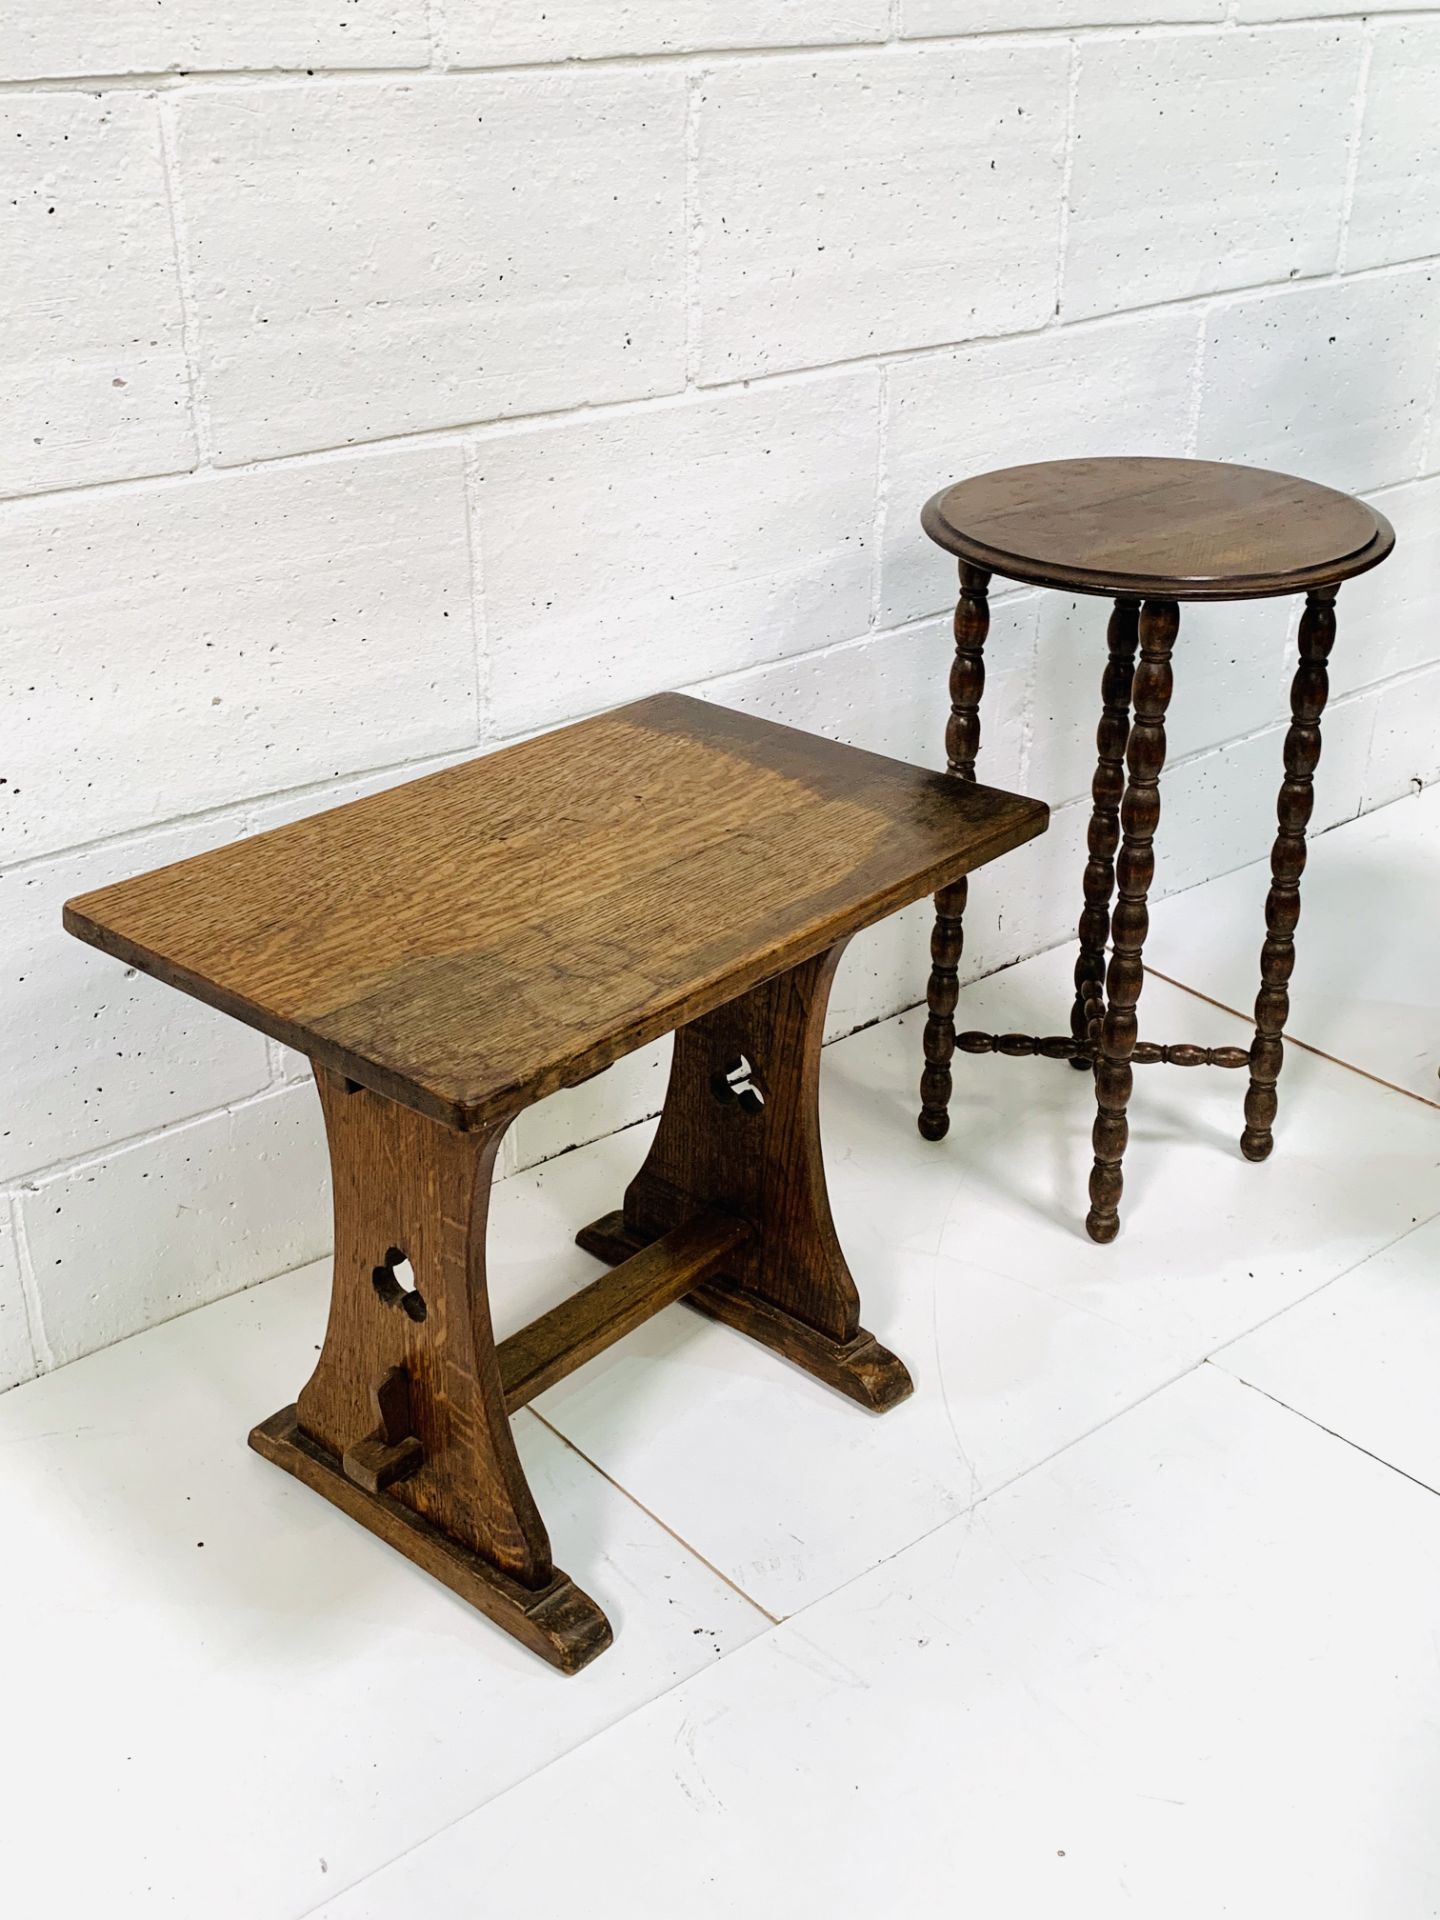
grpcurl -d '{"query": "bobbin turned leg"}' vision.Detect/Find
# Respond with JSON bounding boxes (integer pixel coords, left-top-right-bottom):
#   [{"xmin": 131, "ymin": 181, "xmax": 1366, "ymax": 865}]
[
  {"xmin": 920, "ymin": 562, "xmax": 991, "ymax": 1141},
  {"xmin": 249, "ymin": 1068, "xmax": 613, "ymax": 1675},
  {"xmin": 1070, "ymin": 597, "xmax": 1139, "ymax": 1070},
  {"xmin": 581, "ymin": 941, "xmax": 913, "ymax": 1412},
  {"xmin": 1086, "ymin": 600, "xmax": 1178, "ymax": 1244},
  {"xmin": 1242, "ymin": 589, "xmax": 1337, "ymax": 1162}
]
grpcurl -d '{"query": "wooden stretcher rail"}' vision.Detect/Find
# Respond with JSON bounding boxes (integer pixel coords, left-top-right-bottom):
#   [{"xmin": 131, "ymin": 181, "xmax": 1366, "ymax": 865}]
[
  {"xmin": 498, "ymin": 1209, "xmax": 752, "ymax": 1413},
  {"xmin": 956, "ymin": 1031, "xmax": 1251, "ymax": 1068}
]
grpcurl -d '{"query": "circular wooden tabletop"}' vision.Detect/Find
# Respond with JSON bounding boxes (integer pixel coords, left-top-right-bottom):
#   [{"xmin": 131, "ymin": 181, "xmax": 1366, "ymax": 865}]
[{"xmin": 922, "ymin": 457, "xmax": 1394, "ymax": 602}]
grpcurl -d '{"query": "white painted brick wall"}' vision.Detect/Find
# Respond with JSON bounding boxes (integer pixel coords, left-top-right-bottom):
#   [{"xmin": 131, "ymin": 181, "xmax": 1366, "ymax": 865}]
[
  {"xmin": 476, "ymin": 370, "xmax": 880, "ymax": 733},
  {"xmin": 694, "ymin": 43, "xmax": 1069, "ymax": 382},
  {"xmin": 21, "ymin": 1083, "xmax": 332, "ymax": 1369},
  {"xmin": 0, "ymin": 1207, "xmax": 31, "ymax": 1392},
  {"xmin": 1195, "ymin": 268, "xmax": 1440, "ymax": 493},
  {"xmin": 1062, "ymin": 27, "xmax": 1359, "ymax": 319},
  {"xmin": 0, "ymin": 447, "xmax": 478, "ymax": 862},
  {"xmin": 1336, "ymin": 477, "xmax": 1440, "ymax": 696},
  {"xmin": 0, "ymin": 819, "xmax": 272, "ymax": 1185},
  {"xmin": 1346, "ymin": 20, "xmax": 1440, "ymax": 276},
  {"xmin": 1, "ymin": 94, "xmax": 195, "ymax": 499},
  {"xmin": 2, "ymin": 5, "xmax": 1438, "ymax": 1381},
  {"xmin": 173, "ymin": 72, "xmax": 688, "ymax": 463}
]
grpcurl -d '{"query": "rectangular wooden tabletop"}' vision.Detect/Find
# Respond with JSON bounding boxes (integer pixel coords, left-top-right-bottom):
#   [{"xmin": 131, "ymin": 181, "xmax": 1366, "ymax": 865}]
[{"xmin": 65, "ymin": 694, "xmax": 1047, "ymax": 1131}]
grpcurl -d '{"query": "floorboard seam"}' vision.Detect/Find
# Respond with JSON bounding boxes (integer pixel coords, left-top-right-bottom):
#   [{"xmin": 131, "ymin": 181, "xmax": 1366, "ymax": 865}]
[
  {"xmin": 292, "ymin": 1357, "xmax": 1217, "ymax": 1916},
  {"xmin": 527, "ymin": 1406, "xmax": 781, "ymax": 1626},
  {"xmin": 1203, "ymin": 1204, "xmax": 1440, "ymax": 1360},
  {"xmin": 1217, "ymin": 1364, "xmax": 1440, "ymax": 1502},
  {"xmin": 1148, "ymin": 966, "xmax": 1440, "ymax": 1111}
]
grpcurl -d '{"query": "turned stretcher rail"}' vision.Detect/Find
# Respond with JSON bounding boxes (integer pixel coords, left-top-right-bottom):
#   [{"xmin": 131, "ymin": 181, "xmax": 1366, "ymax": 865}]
[
  {"xmin": 498, "ymin": 1209, "xmax": 751, "ymax": 1413},
  {"xmin": 956, "ymin": 1031, "xmax": 1251, "ymax": 1068}
]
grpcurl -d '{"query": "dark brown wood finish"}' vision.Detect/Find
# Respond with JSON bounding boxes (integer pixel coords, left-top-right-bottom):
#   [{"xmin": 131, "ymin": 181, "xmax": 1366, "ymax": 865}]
[
  {"xmin": 924, "ymin": 458, "xmax": 1394, "ymax": 602},
  {"xmin": 956, "ymin": 1032, "xmax": 1250, "ymax": 1068},
  {"xmin": 67, "ymin": 693, "xmax": 1045, "ymax": 1134},
  {"xmin": 1086, "ymin": 600, "xmax": 1178, "ymax": 1243},
  {"xmin": 919, "ymin": 456, "xmax": 1393, "ymax": 1241},
  {"xmin": 1242, "ymin": 588, "xmax": 1337, "ymax": 1163},
  {"xmin": 72, "ymin": 694, "xmax": 1045, "ymax": 1668},
  {"xmin": 1070, "ymin": 598, "xmax": 1139, "ymax": 1069},
  {"xmin": 919, "ymin": 562, "xmax": 991, "ymax": 1142}
]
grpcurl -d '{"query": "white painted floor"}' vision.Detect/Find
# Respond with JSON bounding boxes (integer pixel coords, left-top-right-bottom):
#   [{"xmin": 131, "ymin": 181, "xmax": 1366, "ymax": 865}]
[{"xmin": 2, "ymin": 786, "xmax": 1438, "ymax": 1919}]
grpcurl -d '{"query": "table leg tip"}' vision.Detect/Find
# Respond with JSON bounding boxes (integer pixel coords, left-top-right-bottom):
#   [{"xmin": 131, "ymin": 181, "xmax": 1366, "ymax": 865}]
[
  {"xmin": 1085, "ymin": 1210, "xmax": 1121, "ymax": 1245},
  {"xmin": 1240, "ymin": 1130, "xmax": 1274, "ymax": 1163},
  {"xmin": 917, "ymin": 1109, "xmax": 950, "ymax": 1142},
  {"xmin": 531, "ymin": 1582, "xmax": 615, "ymax": 1676},
  {"xmin": 844, "ymin": 1341, "xmax": 916, "ymax": 1414}
]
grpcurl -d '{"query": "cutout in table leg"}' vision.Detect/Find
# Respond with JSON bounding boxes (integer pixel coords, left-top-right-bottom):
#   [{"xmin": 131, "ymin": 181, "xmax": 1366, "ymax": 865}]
[
  {"xmin": 711, "ymin": 1054, "xmax": 766, "ymax": 1114},
  {"xmin": 341, "ymin": 1363, "xmax": 425, "ymax": 1494},
  {"xmin": 371, "ymin": 1248, "xmax": 426, "ymax": 1322}
]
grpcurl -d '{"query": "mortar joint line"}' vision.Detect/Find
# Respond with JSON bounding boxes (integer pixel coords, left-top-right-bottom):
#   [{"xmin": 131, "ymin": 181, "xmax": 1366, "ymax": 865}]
[
  {"xmin": 1054, "ymin": 35, "xmax": 1082, "ymax": 323},
  {"xmin": 1183, "ymin": 302, "xmax": 1210, "ymax": 457},
  {"xmin": 7, "ymin": 1188, "xmax": 55, "ymax": 1375},
  {"xmin": 1335, "ymin": 19, "xmax": 1377, "ymax": 281},
  {"xmin": 868, "ymin": 366, "xmax": 891, "ymax": 633},
  {"xmin": 155, "ymin": 92, "xmax": 216, "ymax": 468},
  {"xmin": 682, "ymin": 68, "xmax": 705, "ymax": 391},
  {"xmin": 5, "ymin": 1077, "xmax": 308, "ymax": 1197},
  {"xmin": 2, "ymin": 17, "xmax": 1439, "ymax": 96},
  {"xmin": 459, "ymin": 439, "xmax": 493, "ymax": 746},
  {"xmin": 427, "ymin": 0, "xmax": 448, "ymax": 72}
]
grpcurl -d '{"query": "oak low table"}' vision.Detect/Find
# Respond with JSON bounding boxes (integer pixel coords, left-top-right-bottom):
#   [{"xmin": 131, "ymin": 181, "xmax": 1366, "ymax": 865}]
[
  {"xmin": 66, "ymin": 694, "xmax": 1046, "ymax": 1673},
  {"xmin": 917, "ymin": 456, "xmax": 1395, "ymax": 1244}
]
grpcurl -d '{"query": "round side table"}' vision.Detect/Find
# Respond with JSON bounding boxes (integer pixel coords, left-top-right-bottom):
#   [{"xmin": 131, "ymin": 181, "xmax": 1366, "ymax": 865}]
[{"xmin": 916, "ymin": 456, "xmax": 1395, "ymax": 1244}]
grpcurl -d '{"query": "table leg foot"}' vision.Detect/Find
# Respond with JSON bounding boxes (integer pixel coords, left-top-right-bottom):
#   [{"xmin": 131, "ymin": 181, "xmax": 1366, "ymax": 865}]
[
  {"xmin": 249, "ymin": 1407, "xmax": 613, "ymax": 1675},
  {"xmin": 580, "ymin": 940, "xmax": 914, "ymax": 1413},
  {"xmin": 1239, "ymin": 1129, "xmax": 1275, "ymax": 1164}
]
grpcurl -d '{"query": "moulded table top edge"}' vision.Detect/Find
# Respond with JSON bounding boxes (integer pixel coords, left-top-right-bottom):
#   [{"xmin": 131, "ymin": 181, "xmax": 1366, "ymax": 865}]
[
  {"xmin": 922, "ymin": 496, "xmax": 1396, "ymax": 602},
  {"xmin": 921, "ymin": 461, "xmax": 1397, "ymax": 603}
]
